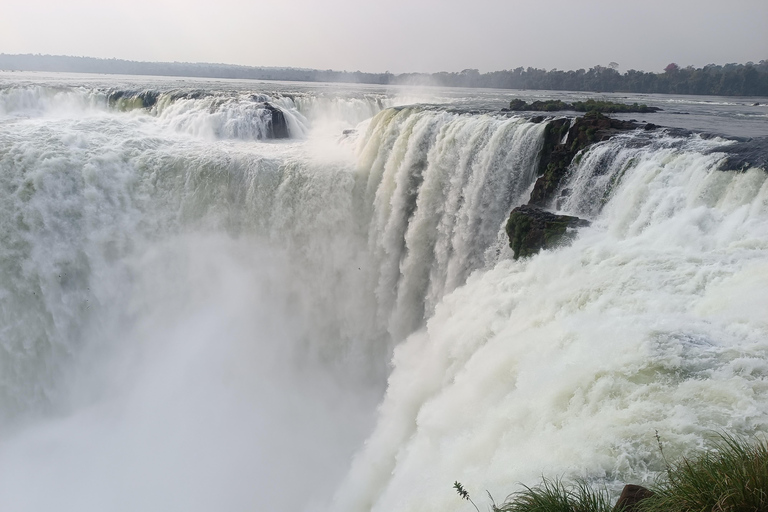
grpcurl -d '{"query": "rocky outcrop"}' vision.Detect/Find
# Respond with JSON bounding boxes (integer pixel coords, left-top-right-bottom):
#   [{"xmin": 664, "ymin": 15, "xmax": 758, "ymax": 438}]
[
  {"xmin": 713, "ymin": 136, "xmax": 768, "ymax": 171},
  {"xmin": 506, "ymin": 99, "xmax": 662, "ymax": 114},
  {"xmin": 529, "ymin": 112, "xmax": 642, "ymax": 207},
  {"xmin": 505, "ymin": 112, "xmax": 654, "ymax": 258},
  {"xmin": 107, "ymin": 90, "xmax": 160, "ymax": 110},
  {"xmin": 263, "ymin": 102, "xmax": 290, "ymax": 139},
  {"xmin": 612, "ymin": 484, "xmax": 654, "ymax": 512},
  {"xmin": 505, "ymin": 205, "xmax": 590, "ymax": 259}
]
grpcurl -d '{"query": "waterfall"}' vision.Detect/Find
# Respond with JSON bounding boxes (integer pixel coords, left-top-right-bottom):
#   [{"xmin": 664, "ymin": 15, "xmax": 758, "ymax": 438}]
[
  {"xmin": 333, "ymin": 130, "xmax": 768, "ymax": 512},
  {"xmin": 359, "ymin": 107, "xmax": 546, "ymax": 339},
  {"xmin": 0, "ymin": 78, "xmax": 767, "ymax": 512}
]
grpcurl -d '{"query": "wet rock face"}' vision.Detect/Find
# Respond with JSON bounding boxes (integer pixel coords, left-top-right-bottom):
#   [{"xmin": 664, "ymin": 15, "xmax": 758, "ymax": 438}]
[
  {"xmin": 504, "ymin": 112, "xmax": 645, "ymax": 258},
  {"xmin": 505, "ymin": 205, "xmax": 590, "ymax": 259},
  {"xmin": 713, "ymin": 136, "xmax": 768, "ymax": 171},
  {"xmin": 504, "ymin": 110, "xmax": 766, "ymax": 259},
  {"xmin": 263, "ymin": 103, "xmax": 290, "ymax": 139},
  {"xmin": 529, "ymin": 112, "xmax": 642, "ymax": 207}
]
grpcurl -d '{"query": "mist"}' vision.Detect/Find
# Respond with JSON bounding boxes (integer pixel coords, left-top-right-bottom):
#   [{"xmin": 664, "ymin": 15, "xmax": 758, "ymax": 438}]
[{"xmin": 0, "ymin": 232, "xmax": 381, "ymax": 511}]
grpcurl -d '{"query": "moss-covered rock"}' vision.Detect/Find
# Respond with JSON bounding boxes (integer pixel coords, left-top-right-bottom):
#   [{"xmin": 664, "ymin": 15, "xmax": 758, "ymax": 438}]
[
  {"xmin": 507, "ymin": 98, "xmax": 661, "ymax": 113},
  {"xmin": 505, "ymin": 205, "xmax": 590, "ymax": 259},
  {"xmin": 508, "ymin": 98, "xmax": 528, "ymax": 110},
  {"xmin": 529, "ymin": 112, "xmax": 641, "ymax": 206}
]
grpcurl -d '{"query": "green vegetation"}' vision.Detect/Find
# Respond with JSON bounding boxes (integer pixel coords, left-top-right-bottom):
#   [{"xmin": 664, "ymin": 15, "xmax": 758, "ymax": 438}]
[
  {"xmin": 454, "ymin": 435, "xmax": 768, "ymax": 512},
  {"xmin": 506, "ymin": 206, "xmax": 589, "ymax": 259},
  {"xmin": 507, "ymin": 99, "xmax": 660, "ymax": 113},
  {"xmin": 572, "ymin": 100, "xmax": 658, "ymax": 113},
  {"xmin": 641, "ymin": 434, "xmax": 768, "ymax": 512},
  {"xmin": 454, "ymin": 481, "xmax": 481, "ymax": 512},
  {"xmin": 2, "ymin": 55, "xmax": 767, "ymax": 96},
  {"xmin": 508, "ymin": 99, "xmax": 570, "ymax": 111},
  {"xmin": 493, "ymin": 479, "xmax": 614, "ymax": 512}
]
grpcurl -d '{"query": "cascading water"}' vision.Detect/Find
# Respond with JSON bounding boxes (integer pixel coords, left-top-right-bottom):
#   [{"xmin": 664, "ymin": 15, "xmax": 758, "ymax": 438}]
[
  {"xmin": 0, "ymin": 74, "xmax": 766, "ymax": 512},
  {"xmin": 359, "ymin": 107, "xmax": 546, "ymax": 338},
  {"xmin": 333, "ymin": 131, "xmax": 768, "ymax": 512}
]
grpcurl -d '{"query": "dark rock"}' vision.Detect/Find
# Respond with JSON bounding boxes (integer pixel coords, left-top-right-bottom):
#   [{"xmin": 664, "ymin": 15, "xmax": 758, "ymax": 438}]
[
  {"xmin": 107, "ymin": 90, "xmax": 126, "ymax": 104},
  {"xmin": 754, "ymin": 102, "xmax": 760, "ymax": 106},
  {"xmin": 263, "ymin": 102, "xmax": 290, "ymax": 139},
  {"xmin": 712, "ymin": 136, "xmax": 768, "ymax": 171},
  {"xmin": 183, "ymin": 90, "xmax": 207, "ymax": 100},
  {"xmin": 107, "ymin": 90, "xmax": 159, "ymax": 110},
  {"xmin": 342, "ymin": 129, "xmax": 357, "ymax": 136},
  {"xmin": 529, "ymin": 99, "xmax": 569, "ymax": 111},
  {"xmin": 168, "ymin": 90, "xmax": 208, "ymax": 101},
  {"xmin": 612, "ymin": 484, "xmax": 654, "ymax": 512},
  {"xmin": 644, "ymin": 123, "xmax": 658, "ymax": 130},
  {"xmin": 527, "ymin": 118, "xmax": 570, "ymax": 206},
  {"xmin": 137, "ymin": 91, "xmax": 159, "ymax": 109},
  {"xmin": 529, "ymin": 112, "xmax": 645, "ymax": 207},
  {"xmin": 507, "ymin": 98, "xmax": 661, "ymax": 114},
  {"xmin": 508, "ymin": 98, "xmax": 528, "ymax": 111},
  {"xmin": 505, "ymin": 205, "xmax": 590, "ymax": 259}
]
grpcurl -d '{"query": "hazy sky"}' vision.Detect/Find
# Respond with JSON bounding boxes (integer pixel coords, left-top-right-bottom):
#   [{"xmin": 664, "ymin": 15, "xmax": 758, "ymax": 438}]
[{"xmin": 2, "ymin": 0, "xmax": 766, "ymax": 73}]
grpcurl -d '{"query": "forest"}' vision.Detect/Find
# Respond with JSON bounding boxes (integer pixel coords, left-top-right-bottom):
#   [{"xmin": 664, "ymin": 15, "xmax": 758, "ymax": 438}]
[{"xmin": 2, "ymin": 54, "xmax": 767, "ymax": 96}]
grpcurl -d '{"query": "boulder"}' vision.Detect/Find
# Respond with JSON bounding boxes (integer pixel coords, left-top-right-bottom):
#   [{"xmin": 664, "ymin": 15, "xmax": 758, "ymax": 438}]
[
  {"xmin": 137, "ymin": 90, "xmax": 159, "ymax": 109},
  {"xmin": 505, "ymin": 205, "xmax": 590, "ymax": 259},
  {"xmin": 506, "ymin": 98, "xmax": 661, "ymax": 114},
  {"xmin": 508, "ymin": 99, "xmax": 528, "ymax": 111},
  {"xmin": 712, "ymin": 136, "xmax": 768, "ymax": 171},
  {"xmin": 263, "ymin": 102, "xmax": 290, "ymax": 139},
  {"xmin": 612, "ymin": 484, "xmax": 654, "ymax": 512}
]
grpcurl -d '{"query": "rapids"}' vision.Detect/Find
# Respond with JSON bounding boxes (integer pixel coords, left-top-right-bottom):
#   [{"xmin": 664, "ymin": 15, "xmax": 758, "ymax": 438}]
[{"xmin": 0, "ymin": 73, "xmax": 767, "ymax": 512}]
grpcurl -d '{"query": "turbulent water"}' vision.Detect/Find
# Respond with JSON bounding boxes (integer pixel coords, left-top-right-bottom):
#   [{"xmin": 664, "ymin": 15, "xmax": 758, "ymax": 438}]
[{"xmin": 0, "ymin": 72, "xmax": 767, "ymax": 512}]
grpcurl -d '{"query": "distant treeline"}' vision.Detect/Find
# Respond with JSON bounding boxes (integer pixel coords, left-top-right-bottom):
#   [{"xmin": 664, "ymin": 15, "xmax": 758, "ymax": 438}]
[{"xmin": 2, "ymin": 54, "xmax": 767, "ymax": 97}]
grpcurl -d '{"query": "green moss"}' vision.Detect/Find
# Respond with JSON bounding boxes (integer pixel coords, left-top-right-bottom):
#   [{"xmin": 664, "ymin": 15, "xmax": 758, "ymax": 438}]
[
  {"xmin": 508, "ymin": 98, "xmax": 661, "ymax": 114},
  {"xmin": 505, "ymin": 206, "xmax": 589, "ymax": 259},
  {"xmin": 509, "ymin": 99, "xmax": 528, "ymax": 110},
  {"xmin": 506, "ymin": 211, "xmax": 533, "ymax": 258}
]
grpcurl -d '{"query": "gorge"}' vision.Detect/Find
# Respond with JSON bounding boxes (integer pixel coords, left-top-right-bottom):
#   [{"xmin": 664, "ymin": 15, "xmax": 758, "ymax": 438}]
[{"xmin": 0, "ymin": 73, "xmax": 766, "ymax": 512}]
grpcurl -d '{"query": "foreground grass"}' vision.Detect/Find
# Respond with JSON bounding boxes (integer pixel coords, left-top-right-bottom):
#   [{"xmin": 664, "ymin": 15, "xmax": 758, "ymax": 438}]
[
  {"xmin": 473, "ymin": 435, "xmax": 768, "ymax": 512},
  {"xmin": 492, "ymin": 479, "xmax": 613, "ymax": 512},
  {"xmin": 641, "ymin": 435, "xmax": 768, "ymax": 512}
]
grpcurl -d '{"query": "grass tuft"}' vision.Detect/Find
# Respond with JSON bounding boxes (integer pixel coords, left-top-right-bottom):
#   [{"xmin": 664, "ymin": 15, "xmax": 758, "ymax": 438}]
[
  {"xmin": 455, "ymin": 435, "xmax": 768, "ymax": 512},
  {"xmin": 493, "ymin": 478, "xmax": 614, "ymax": 512},
  {"xmin": 640, "ymin": 434, "xmax": 768, "ymax": 512}
]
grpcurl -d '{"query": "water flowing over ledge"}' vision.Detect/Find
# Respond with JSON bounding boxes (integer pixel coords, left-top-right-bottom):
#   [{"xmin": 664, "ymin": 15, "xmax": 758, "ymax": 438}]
[
  {"xmin": 333, "ymin": 106, "xmax": 768, "ymax": 512},
  {"xmin": 0, "ymin": 76, "xmax": 766, "ymax": 512}
]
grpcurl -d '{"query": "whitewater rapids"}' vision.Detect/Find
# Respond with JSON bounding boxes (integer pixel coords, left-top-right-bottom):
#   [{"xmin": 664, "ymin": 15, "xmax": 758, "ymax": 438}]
[{"xmin": 0, "ymin": 74, "xmax": 767, "ymax": 512}]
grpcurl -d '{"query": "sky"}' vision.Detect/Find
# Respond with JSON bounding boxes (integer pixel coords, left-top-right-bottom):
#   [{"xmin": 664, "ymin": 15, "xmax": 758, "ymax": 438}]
[{"xmin": 1, "ymin": 0, "xmax": 766, "ymax": 74}]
